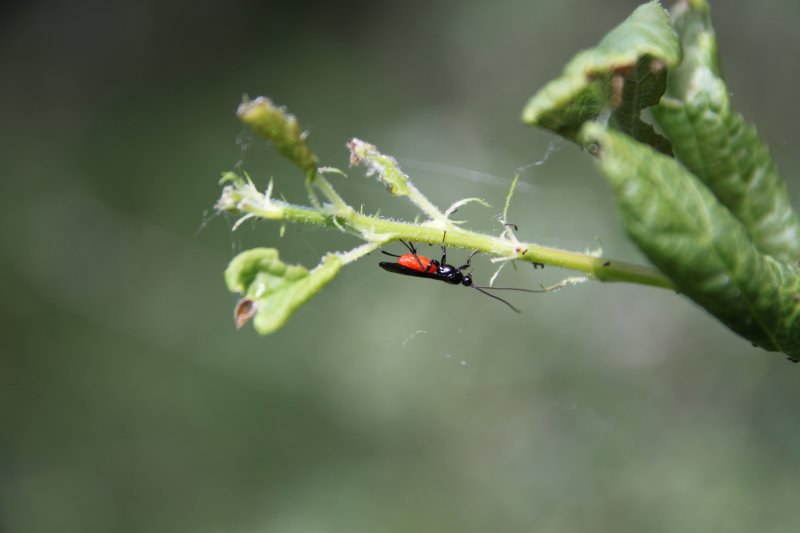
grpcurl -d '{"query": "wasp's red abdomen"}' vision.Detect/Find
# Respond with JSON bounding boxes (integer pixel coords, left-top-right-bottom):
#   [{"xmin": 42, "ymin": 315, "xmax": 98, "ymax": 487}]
[{"xmin": 398, "ymin": 253, "xmax": 436, "ymax": 273}]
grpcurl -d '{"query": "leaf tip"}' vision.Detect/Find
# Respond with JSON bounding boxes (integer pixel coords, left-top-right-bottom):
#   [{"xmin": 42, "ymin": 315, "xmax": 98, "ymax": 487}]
[{"xmin": 234, "ymin": 298, "xmax": 258, "ymax": 330}]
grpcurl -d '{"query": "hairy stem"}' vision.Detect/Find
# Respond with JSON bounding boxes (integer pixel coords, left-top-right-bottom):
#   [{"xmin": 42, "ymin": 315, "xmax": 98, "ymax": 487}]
[{"xmin": 219, "ymin": 181, "xmax": 674, "ymax": 290}]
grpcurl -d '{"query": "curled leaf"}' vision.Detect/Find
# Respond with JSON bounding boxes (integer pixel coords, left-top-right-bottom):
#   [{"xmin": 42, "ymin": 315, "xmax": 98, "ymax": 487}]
[
  {"xmin": 225, "ymin": 248, "xmax": 342, "ymax": 334},
  {"xmin": 238, "ymin": 97, "xmax": 319, "ymax": 178},
  {"xmin": 521, "ymin": 0, "xmax": 679, "ymax": 153},
  {"xmin": 234, "ymin": 298, "xmax": 257, "ymax": 329}
]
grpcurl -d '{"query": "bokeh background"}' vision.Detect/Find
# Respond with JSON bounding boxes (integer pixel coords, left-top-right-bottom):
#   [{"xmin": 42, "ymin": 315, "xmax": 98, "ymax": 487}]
[{"xmin": 3, "ymin": 1, "xmax": 800, "ymax": 531}]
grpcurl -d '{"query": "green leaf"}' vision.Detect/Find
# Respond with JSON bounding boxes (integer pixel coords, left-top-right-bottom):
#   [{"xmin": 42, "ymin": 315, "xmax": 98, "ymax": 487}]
[
  {"xmin": 237, "ymin": 97, "xmax": 319, "ymax": 179},
  {"xmin": 224, "ymin": 248, "xmax": 342, "ymax": 335},
  {"xmin": 521, "ymin": 1, "xmax": 680, "ymax": 153},
  {"xmin": 581, "ymin": 122, "xmax": 800, "ymax": 359},
  {"xmin": 652, "ymin": 0, "xmax": 800, "ymax": 262}
]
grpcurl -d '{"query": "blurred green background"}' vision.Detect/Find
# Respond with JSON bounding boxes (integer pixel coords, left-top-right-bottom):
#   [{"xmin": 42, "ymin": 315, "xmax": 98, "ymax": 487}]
[{"xmin": 3, "ymin": 1, "xmax": 800, "ymax": 531}]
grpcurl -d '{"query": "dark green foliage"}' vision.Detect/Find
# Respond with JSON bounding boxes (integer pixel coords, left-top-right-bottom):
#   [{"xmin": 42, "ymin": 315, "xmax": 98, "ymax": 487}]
[
  {"xmin": 522, "ymin": 1, "xmax": 679, "ymax": 153},
  {"xmin": 582, "ymin": 124, "xmax": 800, "ymax": 357},
  {"xmin": 524, "ymin": 0, "xmax": 800, "ymax": 358}
]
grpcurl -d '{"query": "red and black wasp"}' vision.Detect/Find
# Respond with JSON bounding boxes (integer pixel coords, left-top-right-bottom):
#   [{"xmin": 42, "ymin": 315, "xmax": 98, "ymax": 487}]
[{"xmin": 379, "ymin": 238, "xmax": 545, "ymax": 313}]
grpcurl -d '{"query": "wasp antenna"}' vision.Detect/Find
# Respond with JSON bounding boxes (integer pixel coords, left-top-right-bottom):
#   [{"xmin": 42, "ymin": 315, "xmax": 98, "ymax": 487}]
[
  {"xmin": 472, "ymin": 286, "xmax": 521, "ymax": 313},
  {"xmin": 472, "ymin": 285, "xmax": 547, "ymax": 293}
]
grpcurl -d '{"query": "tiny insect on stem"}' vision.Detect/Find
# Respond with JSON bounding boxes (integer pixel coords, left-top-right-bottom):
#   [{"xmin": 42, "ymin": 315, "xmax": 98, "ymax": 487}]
[{"xmin": 379, "ymin": 235, "xmax": 546, "ymax": 313}]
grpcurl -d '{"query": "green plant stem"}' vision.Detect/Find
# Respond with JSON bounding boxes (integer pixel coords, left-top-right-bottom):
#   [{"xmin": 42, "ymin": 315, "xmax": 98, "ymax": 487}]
[
  {"xmin": 220, "ymin": 183, "xmax": 674, "ymax": 290},
  {"xmin": 311, "ymin": 172, "xmax": 352, "ymax": 215},
  {"xmin": 347, "ymin": 138, "xmax": 448, "ymax": 223}
]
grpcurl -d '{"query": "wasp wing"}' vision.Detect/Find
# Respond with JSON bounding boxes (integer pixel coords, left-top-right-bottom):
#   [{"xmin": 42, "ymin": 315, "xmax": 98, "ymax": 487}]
[{"xmin": 379, "ymin": 262, "xmax": 443, "ymax": 281}]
